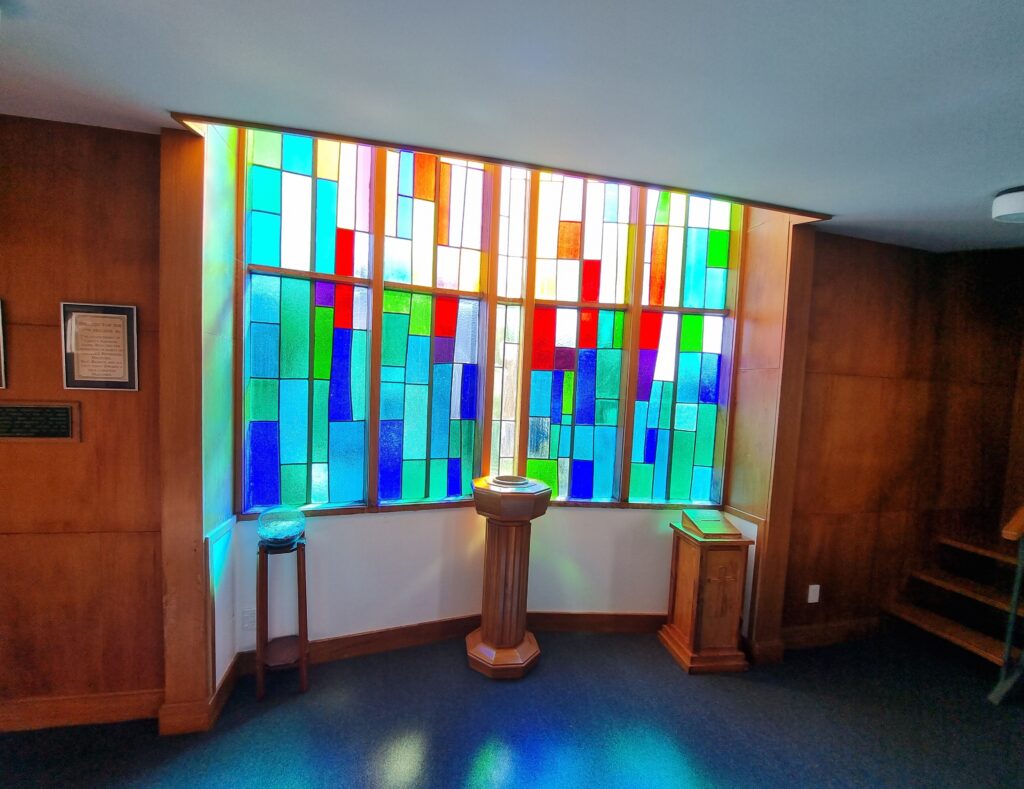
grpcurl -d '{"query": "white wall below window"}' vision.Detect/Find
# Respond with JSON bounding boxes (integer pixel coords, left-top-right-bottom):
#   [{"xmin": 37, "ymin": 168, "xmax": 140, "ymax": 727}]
[{"xmin": 233, "ymin": 505, "xmax": 680, "ymax": 651}]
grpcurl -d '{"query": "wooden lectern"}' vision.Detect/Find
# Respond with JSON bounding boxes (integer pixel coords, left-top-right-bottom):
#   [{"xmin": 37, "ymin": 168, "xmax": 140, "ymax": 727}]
[
  {"xmin": 466, "ymin": 475, "xmax": 551, "ymax": 679},
  {"xmin": 659, "ymin": 509, "xmax": 753, "ymax": 673}
]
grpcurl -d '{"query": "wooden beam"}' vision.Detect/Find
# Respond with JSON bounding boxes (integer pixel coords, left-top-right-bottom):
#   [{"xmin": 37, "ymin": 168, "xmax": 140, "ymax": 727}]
[{"xmin": 158, "ymin": 128, "xmax": 213, "ymax": 732}]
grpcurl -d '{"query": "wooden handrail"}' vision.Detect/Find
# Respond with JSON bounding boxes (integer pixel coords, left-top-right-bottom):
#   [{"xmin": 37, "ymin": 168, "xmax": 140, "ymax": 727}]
[{"xmin": 1002, "ymin": 505, "xmax": 1024, "ymax": 542}]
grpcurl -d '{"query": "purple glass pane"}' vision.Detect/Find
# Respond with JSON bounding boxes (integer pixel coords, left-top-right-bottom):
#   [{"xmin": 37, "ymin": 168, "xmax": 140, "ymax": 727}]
[
  {"xmin": 434, "ymin": 336, "xmax": 455, "ymax": 364},
  {"xmin": 636, "ymin": 349, "xmax": 658, "ymax": 401},
  {"xmin": 315, "ymin": 281, "xmax": 335, "ymax": 307},
  {"xmin": 554, "ymin": 346, "xmax": 577, "ymax": 371}
]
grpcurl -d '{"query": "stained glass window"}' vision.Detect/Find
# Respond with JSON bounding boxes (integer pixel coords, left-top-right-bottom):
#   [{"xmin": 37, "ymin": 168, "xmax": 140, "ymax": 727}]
[
  {"xmin": 384, "ymin": 151, "xmax": 485, "ymax": 291},
  {"xmin": 525, "ymin": 306, "xmax": 625, "ymax": 500},
  {"xmin": 239, "ymin": 124, "xmax": 741, "ymax": 512},
  {"xmin": 378, "ymin": 290, "xmax": 480, "ymax": 503},
  {"xmin": 628, "ymin": 311, "xmax": 723, "ymax": 503},
  {"xmin": 245, "ymin": 274, "xmax": 370, "ymax": 508},
  {"xmin": 642, "ymin": 190, "xmax": 737, "ymax": 309}
]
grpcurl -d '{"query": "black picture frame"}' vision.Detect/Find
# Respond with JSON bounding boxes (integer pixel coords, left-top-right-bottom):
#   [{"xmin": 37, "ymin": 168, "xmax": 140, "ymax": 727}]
[{"xmin": 60, "ymin": 303, "xmax": 138, "ymax": 391}]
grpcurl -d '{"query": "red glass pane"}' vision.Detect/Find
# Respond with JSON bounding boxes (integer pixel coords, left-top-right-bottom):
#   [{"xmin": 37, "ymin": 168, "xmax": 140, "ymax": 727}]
[
  {"xmin": 579, "ymin": 309, "xmax": 598, "ymax": 348},
  {"xmin": 532, "ymin": 307, "xmax": 556, "ymax": 369},
  {"xmin": 581, "ymin": 259, "xmax": 601, "ymax": 302},
  {"xmin": 334, "ymin": 284, "xmax": 354, "ymax": 329},
  {"xmin": 639, "ymin": 311, "xmax": 662, "ymax": 350},
  {"xmin": 336, "ymin": 228, "xmax": 355, "ymax": 276},
  {"xmin": 434, "ymin": 295, "xmax": 459, "ymax": 338}
]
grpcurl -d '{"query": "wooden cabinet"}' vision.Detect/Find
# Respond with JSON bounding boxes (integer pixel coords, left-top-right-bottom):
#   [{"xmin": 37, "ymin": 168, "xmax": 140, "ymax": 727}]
[{"xmin": 659, "ymin": 510, "xmax": 753, "ymax": 673}]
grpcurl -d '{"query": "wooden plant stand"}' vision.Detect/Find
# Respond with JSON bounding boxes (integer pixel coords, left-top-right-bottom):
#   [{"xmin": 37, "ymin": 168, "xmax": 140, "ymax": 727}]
[{"xmin": 256, "ymin": 536, "xmax": 309, "ymax": 700}]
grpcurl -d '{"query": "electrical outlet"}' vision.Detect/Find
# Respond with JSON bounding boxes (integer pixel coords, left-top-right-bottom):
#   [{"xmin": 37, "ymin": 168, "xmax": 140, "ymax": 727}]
[
  {"xmin": 807, "ymin": 584, "xmax": 820, "ymax": 604},
  {"xmin": 242, "ymin": 608, "xmax": 257, "ymax": 631}
]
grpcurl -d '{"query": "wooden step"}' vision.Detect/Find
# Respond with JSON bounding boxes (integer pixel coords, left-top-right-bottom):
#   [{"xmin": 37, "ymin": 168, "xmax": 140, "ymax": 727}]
[
  {"xmin": 935, "ymin": 532, "xmax": 1018, "ymax": 566},
  {"xmin": 882, "ymin": 599, "xmax": 1016, "ymax": 665},
  {"xmin": 911, "ymin": 568, "xmax": 1024, "ymax": 615}
]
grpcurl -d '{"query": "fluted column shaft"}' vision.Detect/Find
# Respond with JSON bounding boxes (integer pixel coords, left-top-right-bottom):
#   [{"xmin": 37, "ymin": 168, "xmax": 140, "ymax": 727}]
[{"xmin": 480, "ymin": 518, "xmax": 532, "ymax": 648}]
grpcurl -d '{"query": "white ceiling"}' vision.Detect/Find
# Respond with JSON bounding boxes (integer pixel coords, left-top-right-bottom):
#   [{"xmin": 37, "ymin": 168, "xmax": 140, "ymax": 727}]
[{"xmin": 2, "ymin": 1, "xmax": 1023, "ymax": 252}]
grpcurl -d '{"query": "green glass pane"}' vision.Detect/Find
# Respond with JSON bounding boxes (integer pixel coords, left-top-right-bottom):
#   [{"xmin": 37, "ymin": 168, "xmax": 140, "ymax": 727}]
[
  {"xmin": 549, "ymin": 424, "xmax": 561, "ymax": 460},
  {"xmin": 694, "ymin": 404, "xmax": 717, "ymax": 466},
  {"xmin": 429, "ymin": 458, "xmax": 448, "ymax": 500},
  {"xmin": 629, "ymin": 463, "xmax": 654, "ymax": 501},
  {"xmin": 729, "ymin": 203, "xmax": 742, "ymax": 233},
  {"xmin": 313, "ymin": 307, "xmax": 334, "ymax": 379},
  {"xmin": 707, "ymin": 230, "xmax": 730, "ymax": 268},
  {"xmin": 281, "ymin": 464, "xmax": 307, "ymax": 505},
  {"xmin": 382, "ymin": 313, "xmax": 410, "ymax": 367},
  {"xmin": 250, "ymin": 129, "xmax": 282, "ymax": 169},
  {"xmin": 595, "ymin": 399, "xmax": 618, "ymax": 426},
  {"xmin": 245, "ymin": 378, "xmax": 278, "ymax": 422},
  {"xmin": 449, "ymin": 420, "xmax": 461, "ymax": 458},
  {"xmin": 401, "ymin": 460, "xmax": 426, "ymax": 500},
  {"xmin": 679, "ymin": 315, "xmax": 703, "ymax": 352},
  {"xmin": 312, "ymin": 381, "xmax": 329, "ymax": 463},
  {"xmin": 409, "ymin": 293, "xmax": 433, "ymax": 336},
  {"xmin": 596, "ymin": 349, "xmax": 620, "ymax": 399},
  {"xmin": 669, "ymin": 430, "xmax": 695, "ymax": 501},
  {"xmin": 612, "ymin": 311, "xmax": 624, "ymax": 349},
  {"xmin": 659, "ymin": 387, "xmax": 673, "ymax": 429},
  {"xmin": 383, "ymin": 289, "xmax": 411, "ymax": 314},
  {"xmin": 655, "ymin": 191, "xmax": 671, "ymax": 225},
  {"xmin": 461, "ymin": 420, "xmax": 475, "ymax": 494},
  {"xmin": 404, "ymin": 385, "xmax": 428, "ymax": 458},
  {"xmin": 562, "ymin": 371, "xmax": 575, "ymax": 415},
  {"xmin": 280, "ymin": 278, "xmax": 310, "ymax": 378},
  {"xmin": 526, "ymin": 459, "xmax": 558, "ymax": 498}
]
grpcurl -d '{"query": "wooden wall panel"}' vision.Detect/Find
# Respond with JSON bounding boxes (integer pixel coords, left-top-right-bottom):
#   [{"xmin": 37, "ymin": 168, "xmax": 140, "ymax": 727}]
[
  {"xmin": 0, "ymin": 116, "xmax": 164, "ymax": 725},
  {"xmin": 783, "ymin": 233, "xmax": 1024, "ymax": 647},
  {"xmin": 0, "ymin": 533, "xmax": 163, "ymax": 700}
]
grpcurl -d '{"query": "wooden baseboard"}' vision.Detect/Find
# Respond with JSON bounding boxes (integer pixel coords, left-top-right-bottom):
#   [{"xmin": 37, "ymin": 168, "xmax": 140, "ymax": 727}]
[
  {"xmin": 208, "ymin": 653, "xmax": 239, "ymax": 727},
  {"xmin": 743, "ymin": 637, "xmax": 786, "ymax": 664},
  {"xmin": 527, "ymin": 612, "xmax": 666, "ymax": 633},
  {"xmin": 237, "ymin": 611, "xmax": 666, "ymax": 677},
  {"xmin": 0, "ymin": 688, "xmax": 163, "ymax": 733},
  {"xmin": 238, "ymin": 614, "xmax": 483, "ymax": 675},
  {"xmin": 782, "ymin": 617, "xmax": 880, "ymax": 650}
]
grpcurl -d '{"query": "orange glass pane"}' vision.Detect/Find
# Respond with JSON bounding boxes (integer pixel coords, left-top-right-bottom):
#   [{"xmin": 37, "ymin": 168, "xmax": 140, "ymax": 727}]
[
  {"xmin": 650, "ymin": 225, "xmax": 669, "ymax": 305},
  {"xmin": 557, "ymin": 221, "xmax": 581, "ymax": 259},
  {"xmin": 437, "ymin": 162, "xmax": 451, "ymax": 246},
  {"xmin": 414, "ymin": 153, "xmax": 437, "ymax": 201}
]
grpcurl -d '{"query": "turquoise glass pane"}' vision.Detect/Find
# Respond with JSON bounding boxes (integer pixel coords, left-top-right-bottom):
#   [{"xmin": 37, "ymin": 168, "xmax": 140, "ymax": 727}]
[
  {"xmin": 248, "ymin": 212, "xmax": 281, "ymax": 266},
  {"xmin": 282, "ymin": 134, "xmax": 313, "ymax": 175}
]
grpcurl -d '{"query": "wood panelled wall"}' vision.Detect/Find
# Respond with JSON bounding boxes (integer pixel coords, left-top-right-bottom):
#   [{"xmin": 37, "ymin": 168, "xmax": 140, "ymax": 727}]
[
  {"xmin": 0, "ymin": 116, "xmax": 164, "ymax": 727},
  {"xmin": 782, "ymin": 234, "xmax": 1024, "ymax": 646}
]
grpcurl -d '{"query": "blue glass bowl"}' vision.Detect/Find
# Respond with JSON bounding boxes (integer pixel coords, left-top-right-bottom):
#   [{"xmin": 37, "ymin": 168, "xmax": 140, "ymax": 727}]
[{"xmin": 257, "ymin": 506, "xmax": 306, "ymax": 545}]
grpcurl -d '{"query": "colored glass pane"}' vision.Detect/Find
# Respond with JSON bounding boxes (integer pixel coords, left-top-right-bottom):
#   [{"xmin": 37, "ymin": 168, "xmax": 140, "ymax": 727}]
[
  {"xmin": 535, "ymin": 174, "xmax": 632, "ymax": 305},
  {"xmin": 243, "ymin": 272, "xmax": 369, "ymax": 509},
  {"xmin": 643, "ymin": 188, "xmax": 737, "ymax": 310},
  {"xmin": 378, "ymin": 289, "xmax": 481, "ymax": 503},
  {"xmin": 629, "ymin": 311, "xmax": 722, "ymax": 503},
  {"xmin": 527, "ymin": 305, "xmax": 624, "ymax": 501}
]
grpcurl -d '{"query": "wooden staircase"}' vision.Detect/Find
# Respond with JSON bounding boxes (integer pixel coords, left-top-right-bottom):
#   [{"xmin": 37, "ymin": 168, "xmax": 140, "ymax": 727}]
[{"xmin": 882, "ymin": 508, "xmax": 1024, "ymax": 703}]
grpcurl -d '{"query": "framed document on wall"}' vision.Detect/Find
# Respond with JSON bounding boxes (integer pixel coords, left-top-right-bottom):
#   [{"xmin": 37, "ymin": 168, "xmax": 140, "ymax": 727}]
[{"xmin": 61, "ymin": 303, "xmax": 138, "ymax": 390}]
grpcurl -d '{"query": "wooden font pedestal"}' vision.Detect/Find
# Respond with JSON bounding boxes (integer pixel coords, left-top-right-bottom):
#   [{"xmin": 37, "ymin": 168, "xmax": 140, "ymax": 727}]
[
  {"xmin": 466, "ymin": 476, "xmax": 551, "ymax": 679},
  {"xmin": 659, "ymin": 511, "xmax": 753, "ymax": 673},
  {"xmin": 256, "ymin": 536, "xmax": 309, "ymax": 699}
]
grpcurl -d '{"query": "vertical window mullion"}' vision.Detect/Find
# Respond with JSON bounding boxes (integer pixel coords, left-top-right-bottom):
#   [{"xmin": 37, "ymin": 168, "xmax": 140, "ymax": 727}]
[
  {"xmin": 366, "ymin": 148, "xmax": 388, "ymax": 507},
  {"xmin": 618, "ymin": 186, "xmax": 647, "ymax": 501},
  {"xmin": 516, "ymin": 170, "xmax": 541, "ymax": 476}
]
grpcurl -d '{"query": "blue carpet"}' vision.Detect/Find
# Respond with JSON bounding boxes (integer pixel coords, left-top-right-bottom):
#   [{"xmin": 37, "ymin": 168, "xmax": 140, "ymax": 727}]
[{"xmin": 2, "ymin": 628, "xmax": 1022, "ymax": 788}]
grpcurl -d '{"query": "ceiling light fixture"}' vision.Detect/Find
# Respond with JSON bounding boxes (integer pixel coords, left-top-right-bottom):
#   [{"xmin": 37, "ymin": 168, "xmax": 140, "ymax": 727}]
[{"xmin": 992, "ymin": 187, "xmax": 1024, "ymax": 223}]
